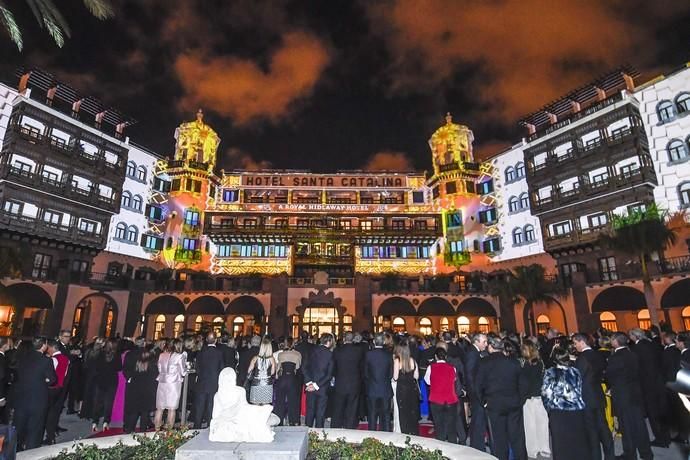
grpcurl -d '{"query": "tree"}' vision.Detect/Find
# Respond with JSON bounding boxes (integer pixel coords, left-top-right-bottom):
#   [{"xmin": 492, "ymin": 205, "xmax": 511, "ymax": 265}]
[
  {"xmin": 489, "ymin": 264, "xmax": 562, "ymax": 335},
  {"xmin": 600, "ymin": 203, "xmax": 677, "ymax": 327},
  {"xmin": 1, "ymin": 0, "xmax": 113, "ymax": 51}
]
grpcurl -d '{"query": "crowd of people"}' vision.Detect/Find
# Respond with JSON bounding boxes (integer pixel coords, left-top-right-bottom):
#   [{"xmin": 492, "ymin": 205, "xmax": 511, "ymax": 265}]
[{"xmin": 1, "ymin": 325, "xmax": 688, "ymax": 459}]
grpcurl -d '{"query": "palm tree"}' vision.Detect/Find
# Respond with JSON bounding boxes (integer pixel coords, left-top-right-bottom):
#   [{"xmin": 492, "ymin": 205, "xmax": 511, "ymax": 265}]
[
  {"xmin": 599, "ymin": 203, "xmax": 677, "ymax": 327},
  {"xmin": 1, "ymin": 0, "xmax": 113, "ymax": 51}
]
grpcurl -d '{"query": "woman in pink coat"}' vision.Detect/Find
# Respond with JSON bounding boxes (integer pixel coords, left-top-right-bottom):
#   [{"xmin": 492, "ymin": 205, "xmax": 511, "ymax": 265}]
[{"xmin": 154, "ymin": 339, "xmax": 188, "ymax": 429}]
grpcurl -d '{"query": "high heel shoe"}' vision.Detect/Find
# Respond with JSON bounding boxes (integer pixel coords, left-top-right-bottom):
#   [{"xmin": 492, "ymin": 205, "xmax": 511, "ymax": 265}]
[
  {"xmin": 91, "ymin": 423, "xmax": 98, "ymax": 432},
  {"xmin": 102, "ymin": 423, "xmax": 109, "ymax": 431}
]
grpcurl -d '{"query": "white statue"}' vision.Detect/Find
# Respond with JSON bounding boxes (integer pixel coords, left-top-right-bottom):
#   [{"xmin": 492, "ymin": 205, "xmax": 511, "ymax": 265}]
[{"xmin": 208, "ymin": 368, "xmax": 280, "ymax": 443}]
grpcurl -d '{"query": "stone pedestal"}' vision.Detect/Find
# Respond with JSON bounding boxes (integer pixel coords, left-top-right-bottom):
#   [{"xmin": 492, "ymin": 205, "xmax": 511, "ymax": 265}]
[{"xmin": 175, "ymin": 426, "xmax": 308, "ymax": 460}]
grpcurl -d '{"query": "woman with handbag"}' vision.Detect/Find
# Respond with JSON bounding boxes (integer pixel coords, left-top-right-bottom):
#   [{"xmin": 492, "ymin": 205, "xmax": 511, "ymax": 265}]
[
  {"xmin": 246, "ymin": 337, "xmax": 277, "ymax": 405},
  {"xmin": 394, "ymin": 339, "xmax": 420, "ymax": 435}
]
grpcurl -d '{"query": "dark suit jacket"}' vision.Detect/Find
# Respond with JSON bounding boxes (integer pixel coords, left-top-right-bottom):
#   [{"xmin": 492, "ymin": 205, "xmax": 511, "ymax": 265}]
[
  {"xmin": 476, "ymin": 352, "xmax": 524, "ymax": 414},
  {"xmin": 464, "ymin": 345, "xmax": 482, "ymax": 400},
  {"xmin": 0, "ymin": 352, "xmax": 8, "ymax": 400},
  {"xmin": 680, "ymin": 349, "xmax": 690, "ymax": 369},
  {"xmin": 576, "ymin": 348, "xmax": 606, "ymax": 409},
  {"xmin": 294, "ymin": 341, "xmax": 314, "ymax": 373},
  {"xmin": 238, "ymin": 346, "xmax": 259, "ymax": 385},
  {"xmin": 605, "ymin": 347, "xmax": 643, "ymax": 410},
  {"xmin": 123, "ymin": 347, "xmax": 143, "ymax": 382},
  {"xmin": 662, "ymin": 344, "xmax": 681, "ymax": 383},
  {"xmin": 303, "ymin": 345, "xmax": 334, "ymax": 396},
  {"xmin": 14, "ymin": 350, "xmax": 56, "ymax": 411},
  {"xmin": 630, "ymin": 339, "xmax": 666, "ymax": 408},
  {"xmin": 195, "ymin": 344, "xmax": 225, "ymax": 393},
  {"xmin": 221, "ymin": 345, "xmax": 238, "ymax": 371},
  {"xmin": 333, "ymin": 343, "xmax": 364, "ymax": 394},
  {"xmin": 364, "ymin": 347, "xmax": 393, "ymax": 398}
]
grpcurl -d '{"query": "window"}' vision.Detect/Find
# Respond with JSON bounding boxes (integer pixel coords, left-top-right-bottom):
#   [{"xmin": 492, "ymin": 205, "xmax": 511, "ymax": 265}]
[
  {"xmin": 445, "ymin": 211, "xmax": 462, "ymax": 228},
  {"xmin": 519, "ymin": 193, "xmax": 529, "ymax": 210},
  {"xmin": 591, "ymin": 171, "xmax": 608, "ymax": 184},
  {"xmin": 146, "ymin": 204, "xmax": 163, "ymax": 220},
  {"xmin": 412, "ymin": 191, "xmax": 425, "ymax": 203},
  {"xmin": 182, "ymin": 238, "xmax": 198, "ymax": 250},
  {"xmin": 515, "ymin": 162, "xmax": 525, "ymax": 178},
  {"xmin": 194, "ymin": 315, "xmax": 203, "ymax": 333},
  {"xmin": 478, "ymin": 208, "xmax": 497, "ymax": 224},
  {"xmin": 174, "ymin": 315, "xmax": 185, "ymax": 338},
  {"xmin": 508, "ymin": 196, "xmax": 519, "ymax": 212},
  {"xmin": 677, "ymin": 93, "xmax": 690, "ymax": 113},
  {"xmin": 132, "ymin": 195, "xmax": 143, "ymax": 211},
  {"xmin": 185, "ymin": 179, "xmax": 201, "ymax": 193},
  {"xmin": 43, "ymin": 209, "xmax": 61, "ymax": 225},
  {"xmin": 440, "ymin": 317, "xmax": 450, "ymax": 332},
  {"xmin": 71, "ymin": 260, "xmax": 88, "ymax": 273},
  {"xmin": 560, "ymin": 262, "xmax": 582, "ymax": 286},
  {"xmin": 153, "ymin": 177, "xmax": 171, "ymax": 192},
  {"xmin": 126, "ymin": 161, "xmax": 136, "ymax": 178},
  {"xmin": 218, "ymin": 245, "xmax": 231, "ymax": 257},
  {"xmin": 600, "ymin": 312, "xmax": 617, "ymax": 332},
  {"xmin": 679, "ymin": 182, "xmax": 690, "ymax": 207},
  {"xmin": 683, "ymin": 306, "xmax": 690, "ymax": 331},
  {"xmin": 524, "ymin": 224, "xmax": 535, "ymax": 242},
  {"xmin": 477, "ymin": 180, "xmax": 494, "ymax": 195},
  {"xmin": 360, "ymin": 221, "xmax": 372, "ymax": 231},
  {"xmin": 456, "ymin": 316, "xmax": 470, "ymax": 334},
  {"xmin": 627, "ymin": 203, "xmax": 646, "ymax": 214},
  {"xmin": 419, "ymin": 317, "xmax": 432, "ymax": 336},
  {"xmin": 505, "ymin": 167, "xmax": 515, "ymax": 183},
  {"xmin": 121, "ymin": 191, "xmax": 132, "ymax": 208},
  {"xmin": 142, "ymin": 234, "xmax": 163, "ymax": 250},
  {"xmin": 637, "ymin": 309, "xmax": 651, "ymax": 330},
  {"xmin": 465, "ymin": 181, "xmax": 476, "ymax": 194},
  {"xmin": 136, "ymin": 165, "xmax": 147, "ymax": 182},
  {"xmin": 552, "ymin": 221, "xmax": 571, "ymax": 236},
  {"xmin": 3, "ymin": 200, "xmax": 22, "ymax": 215},
  {"xmin": 115, "ymin": 222, "xmax": 127, "ymax": 239},
  {"xmin": 32, "ymin": 253, "xmax": 52, "ymax": 278},
  {"xmin": 393, "ymin": 317, "xmax": 406, "ymax": 333},
  {"xmin": 657, "ymin": 100, "xmax": 675, "ymax": 122},
  {"xmin": 445, "ymin": 181, "xmax": 457, "ymax": 194},
  {"xmin": 588, "ymin": 213, "xmax": 608, "ymax": 229},
  {"xmin": 184, "ymin": 209, "xmax": 200, "ymax": 226},
  {"xmin": 222, "ymin": 189, "xmax": 239, "ymax": 202},
  {"xmin": 154, "ymin": 314, "xmax": 166, "ymax": 340},
  {"xmin": 171, "ymin": 179, "xmax": 181, "ymax": 191},
  {"xmin": 598, "ymin": 256, "xmax": 618, "ymax": 281},
  {"xmin": 212, "ymin": 317, "xmax": 224, "ymax": 336},
  {"xmin": 126, "ymin": 225, "xmax": 138, "ymax": 242},
  {"xmin": 536, "ymin": 315, "xmax": 550, "ymax": 335},
  {"xmin": 482, "ymin": 237, "xmax": 500, "ymax": 253},
  {"xmin": 478, "ymin": 317, "xmax": 490, "ymax": 333},
  {"xmin": 668, "ymin": 139, "xmax": 688, "ymax": 162},
  {"xmin": 78, "ymin": 219, "xmax": 97, "ymax": 234},
  {"xmin": 512, "ymin": 227, "xmax": 523, "ymax": 246}
]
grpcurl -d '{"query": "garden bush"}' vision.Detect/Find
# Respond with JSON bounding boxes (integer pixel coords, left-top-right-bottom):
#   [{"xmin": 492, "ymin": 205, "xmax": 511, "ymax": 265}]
[{"xmin": 307, "ymin": 431, "xmax": 448, "ymax": 460}]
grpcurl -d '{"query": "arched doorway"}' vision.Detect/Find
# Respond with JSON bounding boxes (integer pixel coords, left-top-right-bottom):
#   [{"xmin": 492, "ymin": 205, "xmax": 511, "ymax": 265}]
[
  {"xmin": 377, "ymin": 297, "xmax": 416, "ymax": 333},
  {"xmin": 536, "ymin": 314, "xmax": 550, "ymax": 335},
  {"xmin": 227, "ymin": 296, "xmax": 265, "ymax": 335},
  {"xmin": 392, "ymin": 317, "xmax": 406, "ymax": 333},
  {"xmin": 637, "ymin": 309, "xmax": 651, "ymax": 329},
  {"xmin": 187, "ymin": 296, "xmax": 225, "ymax": 334},
  {"xmin": 683, "ymin": 307, "xmax": 690, "ymax": 331},
  {"xmin": 72, "ymin": 293, "xmax": 118, "ymax": 340},
  {"xmin": 591, "ymin": 286, "xmax": 646, "ymax": 331},
  {"xmin": 6, "ymin": 283, "xmax": 53, "ymax": 336},
  {"xmin": 302, "ymin": 306, "xmax": 339, "ymax": 337},
  {"xmin": 419, "ymin": 317, "xmax": 432, "ymax": 335},
  {"xmin": 457, "ymin": 297, "xmax": 498, "ymax": 333},
  {"xmin": 599, "ymin": 312, "xmax": 617, "ymax": 331},
  {"xmin": 144, "ymin": 295, "xmax": 185, "ymax": 339},
  {"xmin": 232, "ymin": 316, "xmax": 245, "ymax": 336},
  {"xmin": 456, "ymin": 316, "xmax": 470, "ymax": 334},
  {"xmin": 153, "ymin": 314, "xmax": 166, "ymax": 339},
  {"xmin": 478, "ymin": 316, "xmax": 490, "ymax": 333}
]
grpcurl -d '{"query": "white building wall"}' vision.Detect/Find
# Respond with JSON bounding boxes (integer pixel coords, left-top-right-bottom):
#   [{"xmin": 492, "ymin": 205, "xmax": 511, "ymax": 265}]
[
  {"xmin": 104, "ymin": 143, "xmax": 161, "ymax": 259},
  {"xmin": 635, "ymin": 65, "xmax": 690, "ymax": 214},
  {"xmin": 489, "ymin": 142, "xmax": 545, "ymax": 262},
  {"xmin": 0, "ymin": 83, "xmax": 18, "ymax": 147}
]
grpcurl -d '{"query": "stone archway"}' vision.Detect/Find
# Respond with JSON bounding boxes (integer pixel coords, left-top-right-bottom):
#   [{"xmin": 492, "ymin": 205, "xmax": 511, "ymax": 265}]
[
  {"xmin": 296, "ymin": 290, "xmax": 345, "ymax": 338},
  {"xmin": 72, "ymin": 293, "xmax": 119, "ymax": 340}
]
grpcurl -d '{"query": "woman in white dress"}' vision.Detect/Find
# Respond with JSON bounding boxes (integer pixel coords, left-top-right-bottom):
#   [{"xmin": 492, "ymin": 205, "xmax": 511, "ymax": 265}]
[
  {"xmin": 154, "ymin": 339, "xmax": 187, "ymax": 429},
  {"xmin": 247, "ymin": 337, "xmax": 277, "ymax": 405}
]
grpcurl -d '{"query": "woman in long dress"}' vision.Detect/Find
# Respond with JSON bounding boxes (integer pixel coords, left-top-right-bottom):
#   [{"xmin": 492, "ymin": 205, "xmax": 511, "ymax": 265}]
[
  {"xmin": 393, "ymin": 339, "xmax": 420, "ymax": 435},
  {"xmin": 154, "ymin": 339, "xmax": 187, "ymax": 430},
  {"xmin": 123, "ymin": 347, "xmax": 159, "ymax": 433},
  {"xmin": 520, "ymin": 341, "xmax": 550, "ymax": 459},
  {"xmin": 247, "ymin": 337, "xmax": 276, "ymax": 405},
  {"xmin": 91, "ymin": 338, "xmax": 121, "ymax": 432}
]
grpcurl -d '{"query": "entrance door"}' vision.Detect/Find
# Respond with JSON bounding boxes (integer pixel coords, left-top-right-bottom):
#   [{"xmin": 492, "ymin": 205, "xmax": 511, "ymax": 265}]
[{"xmin": 302, "ymin": 306, "xmax": 339, "ymax": 338}]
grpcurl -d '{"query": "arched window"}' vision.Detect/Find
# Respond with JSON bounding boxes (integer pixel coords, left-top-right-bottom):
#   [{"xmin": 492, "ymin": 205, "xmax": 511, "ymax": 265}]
[
  {"xmin": 213, "ymin": 316, "xmax": 224, "ymax": 336},
  {"xmin": 508, "ymin": 196, "xmax": 519, "ymax": 212},
  {"xmin": 126, "ymin": 161, "xmax": 136, "ymax": 178},
  {"xmin": 132, "ymin": 195, "xmax": 143, "ymax": 211},
  {"xmin": 456, "ymin": 316, "xmax": 470, "ymax": 334},
  {"xmin": 637, "ymin": 309, "xmax": 651, "ymax": 330},
  {"xmin": 519, "ymin": 193, "xmax": 529, "ymax": 209},
  {"xmin": 536, "ymin": 314, "xmax": 550, "ymax": 335},
  {"xmin": 668, "ymin": 139, "xmax": 688, "ymax": 162},
  {"xmin": 512, "ymin": 227, "xmax": 523, "ymax": 245},
  {"xmin": 419, "ymin": 317, "xmax": 432, "ymax": 336},
  {"xmin": 126, "ymin": 225, "xmax": 138, "ymax": 242},
  {"xmin": 515, "ymin": 162, "xmax": 525, "ymax": 178},
  {"xmin": 478, "ymin": 316, "xmax": 489, "ymax": 333},
  {"xmin": 524, "ymin": 224, "xmax": 535, "ymax": 242},
  {"xmin": 343, "ymin": 314, "xmax": 353, "ymax": 333},
  {"xmin": 136, "ymin": 165, "xmax": 147, "ymax": 182},
  {"xmin": 121, "ymin": 191, "xmax": 132, "ymax": 208},
  {"xmin": 393, "ymin": 316, "xmax": 405, "ymax": 333},
  {"xmin": 678, "ymin": 182, "xmax": 690, "ymax": 207},
  {"xmin": 233, "ymin": 316, "xmax": 245, "ymax": 336},
  {"xmin": 115, "ymin": 222, "xmax": 127, "ymax": 240},
  {"xmin": 683, "ymin": 306, "xmax": 690, "ymax": 331},
  {"xmin": 657, "ymin": 100, "xmax": 675, "ymax": 122},
  {"xmin": 599, "ymin": 311, "xmax": 617, "ymax": 332},
  {"xmin": 441, "ymin": 317, "xmax": 450, "ymax": 332},
  {"xmin": 676, "ymin": 93, "xmax": 690, "ymax": 113},
  {"xmin": 173, "ymin": 314, "xmax": 185, "ymax": 337},
  {"xmin": 104, "ymin": 307, "xmax": 114, "ymax": 338},
  {"xmin": 505, "ymin": 167, "xmax": 515, "ymax": 183},
  {"xmin": 194, "ymin": 315, "xmax": 203, "ymax": 332},
  {"xmin": 154, "ymin": 314, "xmax": 166, "ymax": 340}
]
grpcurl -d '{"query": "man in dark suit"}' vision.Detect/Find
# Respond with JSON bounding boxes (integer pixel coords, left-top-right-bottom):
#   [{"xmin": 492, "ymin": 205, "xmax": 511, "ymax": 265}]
[
  {"xmin": 476, "ymin": 336, "xmax": 527, "ymax": 460},
  {"xmin": 219, "ymin": 335, "xmax": 238, "ymax": 370},
  {"xmin": 331, "ymin": 332, "xmax": 364, "ymax": 428},
  {"xmin": 678, "ymin": 332, "xmax": 690, "ymax": 368},
  {"xmin": 237, "ymin": 335, "xmax": 261, "ymax": 387},
  {"xmin": 303, "ymin": 333, "xmax": 334, "ymax": 428},
  {"xmin": 466, "ymin": 332, "xmax": 489, "ymax": 451},
  {"xmin": 664, "ymin": 331, "xmax": 688, "ymax": 445},
  {"xmin": 364, "ymin": 332, "xmax": 393, "ymax": 431},
  {"xmin": 606, "ymin": 332, "xmax": 653, "ymax": 460},
  {"xmin": 13, "ymin": 337, "xmax": 56, "ymax": 451},
  {"xmin": 629, "ymin": 328, "xmax": 670, "ymax": 447},
  {"xmin": 192, "ymin": 333, "xmax": 225, "ymax": 429},
  {"xmin": 573, "ymin": 333, "xmax": 614, "ymax": 460}
]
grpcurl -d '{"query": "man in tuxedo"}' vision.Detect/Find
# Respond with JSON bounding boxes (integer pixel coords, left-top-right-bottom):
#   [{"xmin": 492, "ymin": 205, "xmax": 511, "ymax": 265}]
[
  {"xmin": 44, "ymin": 339, "xmax": 70, "ymax": 445},
  {"xmin": 573, "ymin": 333, "xmax": 614, "ymax": 460},
  {"xmin": 466, "ymin": 332, "xmax": 489, "ymax": 451},
  {"xmin": 303, "ymin": 333, "xmax": 334, "ymax": 428},
  {"xmin": 13, "ymin": 337, "xmax": 56, "ymax": 451},
  {"xmin": 540, "ymin": 327, "xmax": 562, "ymax": 368},
  {"xmin": 606, "ymin": 332, "xmax": 653, "ymax": 460},
  {"xmin": 331, "ymin": 332, "xmax": 364, "ymax": 428},
  {"xmin": 192, "ymin": 333, "xmax": 225, "ymax": 429},
  {"xmin": 237, "ymin": 335, "xmax": 260, "ymax": 387},
  {"xmin": 475, "ymin": 336, "xmax": 527, "ymax": 460},
  {"xmin": 629, "ymin": 328, "xmax": 670, "ymax": 447},
  {"xmin": 364, "ymin": 333, "xmax": 393, "ymax": 431},
  {"xmin": 665, "ymin": 331, "xmax": 689, "ymax": 445},
  {"xmin": 219, "ymin": 335, "xmax": 238, "ymax": 370},
  {"xmin": 677, "ymin": 332, "xmax": 690, "ymax": 368}
]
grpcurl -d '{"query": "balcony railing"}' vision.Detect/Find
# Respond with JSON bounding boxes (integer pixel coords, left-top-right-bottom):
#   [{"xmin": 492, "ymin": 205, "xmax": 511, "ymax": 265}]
[
  {"xmin": 288, "ymin": 277, "xmax": 354, "ymax": 286},
  {"xmin": 206, "ymin": 221, "xmax": 441, "ymax": 236},
  {"xmin": 0, "ymin": 211, "xmax": 105, "ymax": 247}
]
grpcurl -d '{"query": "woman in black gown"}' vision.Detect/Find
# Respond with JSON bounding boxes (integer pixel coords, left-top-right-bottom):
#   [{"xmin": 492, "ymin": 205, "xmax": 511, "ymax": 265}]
[
  {"xmin": 123, "ymin": 346, "xmax": 159, "ymax": 433},
  {"xmin": 394, "ymin": 339, "xmax": 420, "ymax": 435}
]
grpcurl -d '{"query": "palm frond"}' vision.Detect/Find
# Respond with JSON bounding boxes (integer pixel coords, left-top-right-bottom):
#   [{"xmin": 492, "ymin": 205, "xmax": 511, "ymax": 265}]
[
  {"xmin": 82, "ymin": 0, "xmax": 114, "ymax": 19},
  {"xmin": 26, "ymin": 0, "xmax": 71, "ymax": 46},
  {"xmin": 0, "ymin": 2, "xmax": 23, "ymax": 51}
]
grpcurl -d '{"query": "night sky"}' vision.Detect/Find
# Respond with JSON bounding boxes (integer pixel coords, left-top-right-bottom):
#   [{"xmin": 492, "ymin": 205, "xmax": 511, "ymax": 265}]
[{"xmin": 1, "ymin": 1, "xmax": 688, "ymax": 172}]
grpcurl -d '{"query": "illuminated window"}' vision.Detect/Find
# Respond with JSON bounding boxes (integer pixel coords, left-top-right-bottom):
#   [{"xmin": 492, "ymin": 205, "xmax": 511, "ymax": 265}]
[
  {"xmin": 343, "ymin": 314, "xmax": 353, "ymax": 333},
  {"xmin": 600, "ymin": 311, "xmax": 617, "ymax": 332},
  {"xmin": 303, "ymin": 306, "xmax": 340, "ymax": 338},
  {"xmin": 233, "ymin": 316, "xmax": 245, "ymax": 337},
  {"xmin": 683, "ymin": 307, "xmax": 690, "ymax": 331},
  {"xmin": 194, "ymin": 315, "xmax": 202, "ymax": 332},
  {"xmin": 290, "ymin": 314, "xmax": 299, "ymax": 339},
  {"xmin": 104, "ymin": 308, "xmax": 114, "ymax": 337},
  {"xmin": 456, "ymin": 316, "xmax": 470, "ymax": 334},
  {"xmin": 154, "ymin": 314, "xmax": 166, "ymax": 339},
  {"xmin": 441, "ymin": 317, "xmax": 450, "ymax": 332},
  {"xmin": 174, "ymin": 314, "xmax": 185, "ymax": 337},
  {"xmin": 213, "ymin": 316, "xmax": 224, "ymax": 336},
  {"xmin": 536, "ymin": 315, "xmax": 550, "ymax": 335},
  {"xmin": 72, "ymin": 306, "xmax": 85, "ymax": 338},
  {"xmin": 375, "ymin": 315, "xmax": 384, "ymax": 333},
  {"xmin": 184, "ymin": 209, "xmax": 200, "ymax": 226},
  {"xmin": 478, "ymin": 316, "xmax": 490, "ymax": 333},
  {"xmin": 637, "ymin": 309, "xmax": 651, "ymax": 330},
  {"xmin": 419, "ymin": 317, "xmax": 432, "ymax": 336},
  {"xmin": 393, "ymin": 317, "xmax": 405, "ymax": 333}
]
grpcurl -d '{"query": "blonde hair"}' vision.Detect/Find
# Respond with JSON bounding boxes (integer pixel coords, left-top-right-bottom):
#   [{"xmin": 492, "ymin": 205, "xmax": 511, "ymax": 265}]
[
  {"xmin": 520, "ymin": 341, "xmax": 540, "ymax": 364},
  {"xmin": 258, "ymin": 337, "xmax": 273, "ymax": 358}
]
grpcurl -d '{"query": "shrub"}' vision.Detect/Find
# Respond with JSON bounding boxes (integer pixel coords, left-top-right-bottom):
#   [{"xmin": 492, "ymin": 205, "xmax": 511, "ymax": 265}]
[{"xmin": 307, "ymin": 431, "xmax": 448, "ymax": 460}]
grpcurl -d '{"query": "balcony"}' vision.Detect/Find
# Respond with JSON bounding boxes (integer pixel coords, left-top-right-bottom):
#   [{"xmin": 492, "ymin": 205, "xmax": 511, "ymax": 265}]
[
  {"xmin": 174, "ymin": 248, "xmax": 202, "ymax": 263},
  {"xmin": 544, "ymin": 225, "xmax": 608, "ymax": 251},
  {"xmin": 293, "ymin": 254, "xmax": 353, "ymax": 266},
  {"xmin": 288, "ymin": 277, "xmax": 354, "ymax": 286},
  {"xmin": 166, "ymin": 159, "xmax": 210, "ymax": 171}
]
